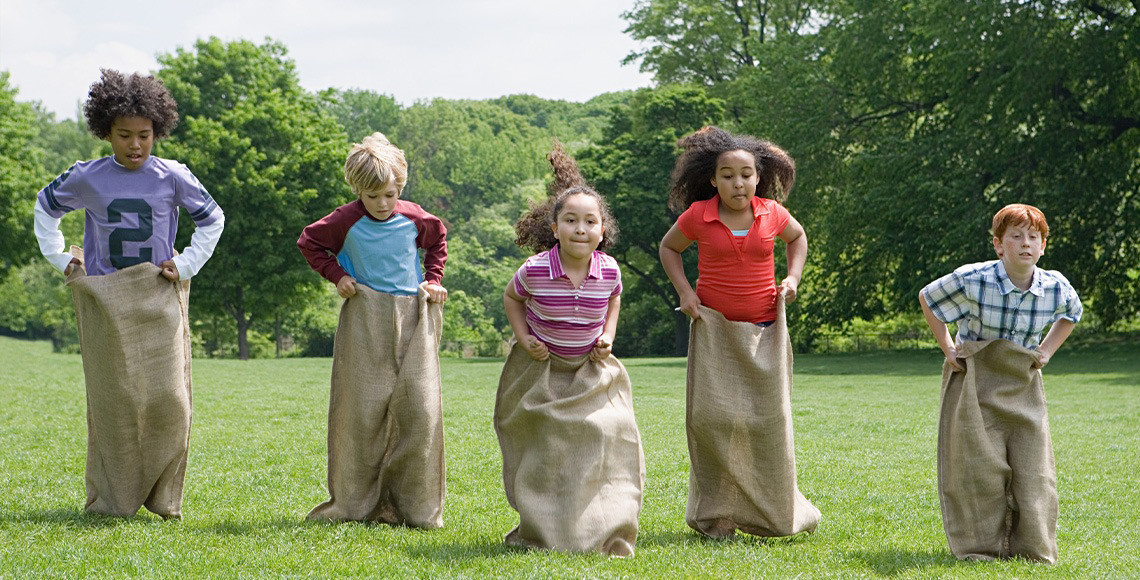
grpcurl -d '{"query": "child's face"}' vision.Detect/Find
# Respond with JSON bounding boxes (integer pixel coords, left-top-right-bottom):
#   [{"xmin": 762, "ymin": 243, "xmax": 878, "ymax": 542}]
[
  {"xmin": 993, "ymin": 222, "xmax": 1046, "ymax": 270},
  {"xmin": 711, "ymin": 149, "xmax": 759, "ymax": 213},
  {"xmin": 108, "ymin": 116, "xmax": 154, "ymax": 171},
  {"xmin": 551, "ymin": 193, "xmax": 604, "ymax": 262},
  {"xmin": 358, "ymin": 180, "xmax": 401, "ymax": 221}
]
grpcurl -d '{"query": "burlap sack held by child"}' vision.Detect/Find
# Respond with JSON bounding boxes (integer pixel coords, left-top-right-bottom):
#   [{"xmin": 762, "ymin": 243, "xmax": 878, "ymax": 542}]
[
  {"xmin": 938, "ymin": 339, "xmax": 1057, "ymax": 563},
  {"xmin": 308, "ymin": 283, "xmax": 445, "ymax": 528},
  {"xmin": 685, "ymin": 296, "xmax": 821, "ymax": 538},
  {"xmin": 494, "ymin": 343, "xmax": 645, "ymax": 556},
  {"xmin": 66, "ymin": 247, "xmax": 193, "ymax": 518}
]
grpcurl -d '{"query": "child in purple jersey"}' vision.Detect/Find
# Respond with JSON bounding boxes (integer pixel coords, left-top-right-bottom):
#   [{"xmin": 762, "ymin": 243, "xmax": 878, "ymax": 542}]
[
  {"xmin": 495, "ymin": 141, "xmax": 643, "ymax": 556},
  {"xmin": 29, "ymin": 69, "xmax": 223, "ymax": 519},
  {"xmin": 34, "ymin": 69, "xmax": 224, "ymax": 280}
]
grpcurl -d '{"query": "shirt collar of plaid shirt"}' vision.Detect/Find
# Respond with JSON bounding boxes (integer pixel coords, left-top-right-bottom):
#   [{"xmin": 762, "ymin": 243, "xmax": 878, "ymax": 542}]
[{"xmin": 994, "ymin": 259, "xmax": 1046, "ymax": 297}]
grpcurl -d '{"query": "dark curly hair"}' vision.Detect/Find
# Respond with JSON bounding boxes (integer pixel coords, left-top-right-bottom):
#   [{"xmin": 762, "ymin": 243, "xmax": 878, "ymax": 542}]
[
  {"xmin": 514, "ymin": 140, "xmax": 620, "ymax": 253},
  {"xmin": 83, "ymin": 69, "xmax": 180, "ymax": 139},
  {"xmin": 667, "ymin": 126, "xmax": 795, "ymax": 214}
]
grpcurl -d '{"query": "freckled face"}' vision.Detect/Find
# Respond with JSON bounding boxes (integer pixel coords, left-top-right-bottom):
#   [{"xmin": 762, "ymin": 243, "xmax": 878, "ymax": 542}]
[
  {"xmin": 358, "ymin": 181, "xmax": 400, "ymax": 221},
  {"xmin": 108, "ymin": 116, "xmax": 154, "ymax": 170},
  {"xmin": 712, "ymin": 149, "xmax": 759, "ymax": 214},
  {"xmin": 994, "ymin": 222, "xmax": 1046, "ymax": 269}
]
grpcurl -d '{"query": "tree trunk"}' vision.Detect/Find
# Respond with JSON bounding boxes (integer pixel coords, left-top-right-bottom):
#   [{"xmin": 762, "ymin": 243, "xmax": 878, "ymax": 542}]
[
  {"xmin": 275, "ymin": 317, "xmax": 283, "ymax": 359},
  {"xmin": 674, "ymin": 309, "xmax": 690, "ymax": 357}
]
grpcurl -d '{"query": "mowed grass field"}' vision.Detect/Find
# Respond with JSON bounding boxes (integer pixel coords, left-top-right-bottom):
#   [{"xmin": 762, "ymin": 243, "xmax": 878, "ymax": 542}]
[{"xmin": 1, "ymin": 335, "xmax": 1137, "ymax": 578}]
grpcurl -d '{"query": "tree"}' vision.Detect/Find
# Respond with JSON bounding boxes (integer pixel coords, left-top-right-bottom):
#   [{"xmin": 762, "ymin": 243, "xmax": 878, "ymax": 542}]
[
  {"xmin": 319, "ymin": 88, "xmax": 401, "ymax": 143},
  {"xmin": 0, "ymin": 72, "xmax": 49, "ymax": 274},
  {"xmin": 622, "ymin": 0, "xmax": 828, "ymax": 85},
  {"xmin": 157, "ymin": 38, "xmax": 348, "ymax": 359}
]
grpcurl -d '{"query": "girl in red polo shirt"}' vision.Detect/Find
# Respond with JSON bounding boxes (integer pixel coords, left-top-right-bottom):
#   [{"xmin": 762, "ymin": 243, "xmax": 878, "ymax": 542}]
[
  {"xmin": 659, "ymin": 126, "xmax": 819, "ymax": 539},
  {"xmin": 659, "ymin": 126, "xmax": 807, "ymax": 322}
]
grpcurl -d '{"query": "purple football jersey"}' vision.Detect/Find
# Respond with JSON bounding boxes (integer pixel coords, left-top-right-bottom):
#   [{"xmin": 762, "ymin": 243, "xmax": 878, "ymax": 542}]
[{"xmin": 37, "ymin": 156, "xmax": 222, "ymax": 276}]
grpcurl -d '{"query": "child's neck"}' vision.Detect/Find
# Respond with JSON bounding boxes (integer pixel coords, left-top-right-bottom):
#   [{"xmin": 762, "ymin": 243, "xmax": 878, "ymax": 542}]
[
  {"xmin": 1002, "ymin": 258, "xmax": 1036, "ymax": 291},
  {"xmin": 557, "ymin": 246, "xmax": 591, "ymax": 287}
]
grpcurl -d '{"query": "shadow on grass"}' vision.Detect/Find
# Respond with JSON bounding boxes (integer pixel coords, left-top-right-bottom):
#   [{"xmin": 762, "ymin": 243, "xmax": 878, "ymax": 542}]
[
  {"xmin": 846, "ymin": 549, "xmax": 958, "ymax": 576},
  {"xmin": 637, "ymin": 528, "xmax": 815, "ymax": 548},
  {"xmin": 0, "ymin": 508, "xmax": 166, "ymax": 527},
  {"xmin": 402, "ymin": 539, "xmax": 515, "ymax": 562}
]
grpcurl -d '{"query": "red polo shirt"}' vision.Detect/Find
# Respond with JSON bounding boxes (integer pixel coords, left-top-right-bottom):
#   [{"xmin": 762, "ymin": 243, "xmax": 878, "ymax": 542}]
[{"xmin": 676, "ymin": 196, "xmax": 791, "ymax": 323}]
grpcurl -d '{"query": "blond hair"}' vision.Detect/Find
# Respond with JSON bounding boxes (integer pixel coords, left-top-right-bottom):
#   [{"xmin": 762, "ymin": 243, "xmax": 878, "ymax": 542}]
[{"xmin": 344, "ymin": 132, "xmax": 408, "ymax": 194}]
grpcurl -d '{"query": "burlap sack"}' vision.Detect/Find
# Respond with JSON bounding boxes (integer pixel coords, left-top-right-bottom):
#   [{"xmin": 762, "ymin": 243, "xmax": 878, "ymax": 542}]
[
  {"xmin": 685, "ymin": 296, "xmax": 821, "ymax": 538},
  {"xmin": 66, "ymin": 247, "xmax": 192, "ymax": 518},
  {"xmin": 494, "ymin": 343, "xmax": 645, "ymax": 556},
  {"xmin": 308, "ymin": 283, "xmax": 445, "ymax": 528},
  {"xmin": 938, "ymin": 339, "xmax": 1057, "ymax": 563}
]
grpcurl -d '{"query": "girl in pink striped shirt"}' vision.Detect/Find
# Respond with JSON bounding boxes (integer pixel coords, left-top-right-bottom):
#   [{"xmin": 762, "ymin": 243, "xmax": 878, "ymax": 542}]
[
  {"xmin": 494, "ymin": 141, "xmax": 644, "ymax": 556},
  {"xmin": 503, "ymin": 147, "xmax": 622, "ymax": 360}
]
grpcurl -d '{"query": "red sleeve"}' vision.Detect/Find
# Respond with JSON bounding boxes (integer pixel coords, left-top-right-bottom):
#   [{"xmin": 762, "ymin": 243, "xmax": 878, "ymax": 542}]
[
  {"xmin": 396, "ymin": 200, "xmax": 448, "ymax": 284},
  {"xmin": 297, "ymin": 201, "xmax": 365, "ymax": 285},
  {"xmin": 769, "ymin": 200, "xmax": 792, "ymax": 236},
  {"xmin": 676, "ymin": 202, "xmax": 702, "ymax": 241}
]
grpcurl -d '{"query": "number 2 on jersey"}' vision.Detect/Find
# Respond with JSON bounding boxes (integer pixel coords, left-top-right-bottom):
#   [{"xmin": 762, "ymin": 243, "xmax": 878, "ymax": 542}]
[{"xmin": 108, "ymin": 198, "xmax": 154, "ymax": 269}]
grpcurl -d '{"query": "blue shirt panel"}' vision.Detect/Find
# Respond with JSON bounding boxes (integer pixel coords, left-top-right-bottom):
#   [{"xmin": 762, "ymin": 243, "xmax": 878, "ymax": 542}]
[{"xmin": 337, "ymin": 213, "xmax": 422, "ymax": 295}]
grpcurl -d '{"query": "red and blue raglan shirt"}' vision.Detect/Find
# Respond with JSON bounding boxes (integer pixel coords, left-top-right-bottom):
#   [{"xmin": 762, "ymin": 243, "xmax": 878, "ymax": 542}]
[{"xmin": 297, "ymin": 199, "xmax": 447, "ymax": 296}]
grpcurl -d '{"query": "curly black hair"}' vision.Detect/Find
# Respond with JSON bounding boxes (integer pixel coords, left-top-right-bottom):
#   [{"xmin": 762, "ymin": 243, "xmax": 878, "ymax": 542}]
[
  {"xmin": 514, "ymin": 140, "xmax": 620, "ymax": 253},
  {"xmin": 667, "ymin": 126, "xmax": 795, "ymax": 214},
  {"xmin": 83, "ymin": 69, "xmax": 180, "ymax": 139}
]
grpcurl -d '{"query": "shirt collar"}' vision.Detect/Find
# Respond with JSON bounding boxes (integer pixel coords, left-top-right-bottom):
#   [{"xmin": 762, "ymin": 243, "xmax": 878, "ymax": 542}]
[
  {"xmin": 548, "ymin": 244, "xmax": 602, "ymax": 280},
  {"xmin": 700, "ymin": 195, "xmax": 771, "ymax": 223},
  {"xmin": 994, "ymin": 260, "xmax": 1044, "ymax": 296}
]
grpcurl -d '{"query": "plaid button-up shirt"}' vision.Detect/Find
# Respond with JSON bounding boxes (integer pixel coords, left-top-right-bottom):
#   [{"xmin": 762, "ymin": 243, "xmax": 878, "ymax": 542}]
[{"xmin": 921, "ymin": 260, "xmax": 1082, "ymax": 348}]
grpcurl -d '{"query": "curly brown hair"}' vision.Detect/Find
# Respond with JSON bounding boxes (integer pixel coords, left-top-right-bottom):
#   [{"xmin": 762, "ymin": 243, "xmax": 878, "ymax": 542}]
[
  {"xmin": 83, "ymin": 69, "xmax": 180, "ymax": 139},
  {"xmin": 666, "ymin": 126, "xmax": 795, "ymax": 214},
  {"xmin": 514, "ymin": 140, "xmax": 620, "ymax": 253}
]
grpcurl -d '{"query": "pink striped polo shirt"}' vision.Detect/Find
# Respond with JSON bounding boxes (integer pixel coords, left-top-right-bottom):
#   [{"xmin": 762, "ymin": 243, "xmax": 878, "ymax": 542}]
[{"xmin": 512, "ymin": 245, "xmax": 623, "ymax": 357}]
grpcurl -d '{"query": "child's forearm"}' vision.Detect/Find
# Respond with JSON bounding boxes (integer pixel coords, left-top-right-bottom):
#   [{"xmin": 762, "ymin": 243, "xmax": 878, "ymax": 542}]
[
  {"xmin": 1039, "ymin": 318, "xmax": 1076, "ymax": 357},
  {"xmin": 503, "ymin": 288, "xmax": 532, "ymax": 340},
  {"xmin": 601, "ymin": 295, "xmax": 621, "ymax": 340},
  {"xmin": 660, "ymin": 245, "xmax": 695, "ymax": 299},
  {"xmin": 34, "ymin": 204, "xmax": 74, "ymax": 273},
  {"xmin": 784, "ymin": 230, "xmax": 807, "ymax": 284},
  {"xmin": 172, "ymin": 214, "xmax": 225, "ymax": 280}
]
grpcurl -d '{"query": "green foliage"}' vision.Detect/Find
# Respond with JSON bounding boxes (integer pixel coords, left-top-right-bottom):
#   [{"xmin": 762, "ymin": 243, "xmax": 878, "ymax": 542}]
[
  {"xmin": 0, "ymin": 262, "xmax": 77, "ymax": 351},
  {"xmin": 440, "ymin": 290, "xmax": 504, "ymax": 357},
  {"xmin": 622, "ymin": 0, "xmax": 825, "ymax": 85},
  {"xmin": 318, "ymin": 88, "xmax": 401, "ymax": 143},
  {"xmin": 157, "ymin": 37, "xmax": 349, "ymax": 359},
  {"xmin": 0, "ymin": 72, "xmax": 49, "ymax": 274}
]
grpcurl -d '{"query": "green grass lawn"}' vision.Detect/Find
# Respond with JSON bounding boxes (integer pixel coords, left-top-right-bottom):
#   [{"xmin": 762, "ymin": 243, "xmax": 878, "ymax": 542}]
[{"xmin": 1, "ymin": 335, "xmax": 1137, "ymax": 578}]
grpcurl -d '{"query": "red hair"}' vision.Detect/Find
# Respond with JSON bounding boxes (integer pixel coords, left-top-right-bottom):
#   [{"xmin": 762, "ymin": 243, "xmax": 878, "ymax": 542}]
[{"xmin": 992, "ymin": 203, "xmax": 1049, "ymax": 239}]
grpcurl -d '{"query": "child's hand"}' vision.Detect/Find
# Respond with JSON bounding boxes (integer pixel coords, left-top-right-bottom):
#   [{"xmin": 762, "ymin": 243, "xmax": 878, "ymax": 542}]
[
  {"xmin": 1032, "ymin": 349, "xmax": 1052, "ymax": 369},
  {"xmin": 779, "ymin": 277, "xmax": 799, "ymax": 303},
  {"xmin": 160, "ymin": 260, "xmax": 180, "ymax": 281},
  {"xmin": 590, "ymin": 334, "xmax": 613, "ymax": 362},
  {"xmin": 336, "ymin": 275, "xmax": 358, "ymax": 299},
  {"xmin": 63, "ymin": 258, "xmax": 81, "ymax": 276},
  {"xmin": 520, "ymin": 334, "xmax": 549, "ymax": 361},
  {"xmin": 944, "ymin": 346, "xmax": 965, "ymax": 372},
  {"xmin": 678, "ymin": 291, "xmax": 702, "ymax": 320},
  {"xmin": 424, "ymin": 282, "xmax": 448, "ymax": 303}
]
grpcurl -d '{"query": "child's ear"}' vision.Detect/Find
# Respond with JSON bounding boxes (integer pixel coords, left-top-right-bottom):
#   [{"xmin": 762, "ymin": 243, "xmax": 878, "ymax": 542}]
[{"xmin": 992, "ymin": 236, "xmax": 1002, "ymax": 257}]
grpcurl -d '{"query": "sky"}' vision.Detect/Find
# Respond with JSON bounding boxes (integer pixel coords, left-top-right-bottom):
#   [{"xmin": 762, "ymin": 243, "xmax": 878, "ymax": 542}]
[{"xmin": 0, "ymin": 0, "xmax": 655, "ymax": 119}]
